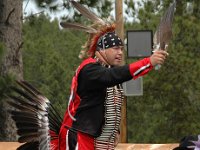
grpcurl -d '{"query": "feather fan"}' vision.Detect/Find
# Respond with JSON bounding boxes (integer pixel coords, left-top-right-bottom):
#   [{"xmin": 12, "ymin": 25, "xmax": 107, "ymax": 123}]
[
  {"xmin": 7, "ymin": 80, "xmax": 62, "ymax": 150},
  {"xmin": 153, "ymin": 1, "xmax": 176, "ymax": 50},
  {"xmin": 153, "ymin": 1, "xmax": 176, "ymax": 70}
]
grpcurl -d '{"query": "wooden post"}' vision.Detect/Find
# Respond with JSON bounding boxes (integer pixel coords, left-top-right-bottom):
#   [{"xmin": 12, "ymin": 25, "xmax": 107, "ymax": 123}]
[
  {"xmin": 115, "ymin": 0, "xmax": 124, "ymax": 40},
  {"xmin": 115, "ymin": 0, "xmax": 127, "ymax": 143}
]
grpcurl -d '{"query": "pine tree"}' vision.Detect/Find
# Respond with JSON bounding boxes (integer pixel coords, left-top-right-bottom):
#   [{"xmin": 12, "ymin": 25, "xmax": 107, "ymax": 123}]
[{"xmin": 126, "ymin": 0, "xmax": 200, "ymax": 143}]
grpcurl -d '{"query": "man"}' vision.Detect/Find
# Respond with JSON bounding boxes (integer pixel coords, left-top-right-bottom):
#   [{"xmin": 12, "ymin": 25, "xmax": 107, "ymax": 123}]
[
  {"xmin": 7, "ymin": 23, "xmax": 168, "ymax": 150},
  {"xmin": 6, "ymin": 1, "xmax": 174, "ymax": 149},
  {"xmin": 58, "ymin": 28, "xmax": 168, "ymax": 150}
]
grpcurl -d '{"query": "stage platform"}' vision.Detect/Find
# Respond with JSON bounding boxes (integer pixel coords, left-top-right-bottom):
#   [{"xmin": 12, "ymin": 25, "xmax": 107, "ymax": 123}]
[
  {"xmin": 115, "ymin": 143, "xmax": 179, "ymax": 150},
  {"xmin": 0, "ymin": 142, "xmax": 179, "ymax": 150}
]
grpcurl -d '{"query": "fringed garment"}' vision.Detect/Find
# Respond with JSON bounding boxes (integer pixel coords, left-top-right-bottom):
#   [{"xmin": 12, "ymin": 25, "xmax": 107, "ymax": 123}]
[{"xmin": 95, "ymin": 85, "xmax": 124, "ymax": 150}]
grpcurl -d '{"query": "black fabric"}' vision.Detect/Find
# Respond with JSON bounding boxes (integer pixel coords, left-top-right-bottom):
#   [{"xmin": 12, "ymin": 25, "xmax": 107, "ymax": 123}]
[
  {"xmin": 97, "ymin": 32, "xmax": 123, "ymax": 50},
  {"xmin": 173, "ymin": 135, "xmax": 198, "ymax": 150},
  {"xmin": 68, "ymin": 129, "xmax": 78, "ymax": 150},
  {"xmin": 71, "ymin": 62, "xmax": 132, "ymax": 137}
]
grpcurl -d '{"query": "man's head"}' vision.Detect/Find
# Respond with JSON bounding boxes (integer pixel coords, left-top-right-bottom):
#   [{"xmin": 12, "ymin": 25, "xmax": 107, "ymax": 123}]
[
  {"xmin": 96, "ymin": 32, "xmax": 123, "ymax": 50},
  {"xmin": 96, "ymin": 45, "xmax": 124, "ymax": 66},
  {"xmin": 95, "ymin": 31, "xmax": 124, "ymax": 66}
]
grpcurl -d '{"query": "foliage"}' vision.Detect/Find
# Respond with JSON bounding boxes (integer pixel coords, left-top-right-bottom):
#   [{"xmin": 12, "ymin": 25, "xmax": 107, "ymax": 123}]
[
  {"xmin": 126, "ymin": 0, "xmax": 200, "ymax": 143},
  {"xmin": 21, "ymin": 0, "xmax": 200, "ymax": 144},
  {"xmin": 26, "ymin": 0, "xmax": 113, "ymax": 22},
  {"xmin": 23, "ymin": 14, "xmax": 85, "ymax": 116},
  {"xmin": 0, "ymin": 43, "xmax": 4, "ymax": 61}
]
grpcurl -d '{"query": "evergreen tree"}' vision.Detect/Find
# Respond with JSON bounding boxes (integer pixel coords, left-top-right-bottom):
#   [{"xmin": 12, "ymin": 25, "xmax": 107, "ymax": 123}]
[
  {"xmin": 2, "ymin": 0, "xmax": 200, "ymax": 143},
  {"xmin": 24, "ymin": 0, "xmax": 113, "ymax": 22},
  {"xmin": 125, "ymin": 0, "xmax": 200, "ymax": 143},
  {"xmin": 23, "ymin": 15, "xmax": 85, "ymax": 116}
]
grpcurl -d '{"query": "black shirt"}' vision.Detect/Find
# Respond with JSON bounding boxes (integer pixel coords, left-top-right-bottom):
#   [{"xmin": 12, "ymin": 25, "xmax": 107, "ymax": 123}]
[{"xmin": 72, "ymin": 62, "xmax": 132, "ymax": 137}]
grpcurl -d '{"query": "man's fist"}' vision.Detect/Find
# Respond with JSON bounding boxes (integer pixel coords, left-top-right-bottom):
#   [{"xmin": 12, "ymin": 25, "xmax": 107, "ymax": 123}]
[{"xmin": 150, "ymin": 50, "xmax": 169, "ymax": 66}]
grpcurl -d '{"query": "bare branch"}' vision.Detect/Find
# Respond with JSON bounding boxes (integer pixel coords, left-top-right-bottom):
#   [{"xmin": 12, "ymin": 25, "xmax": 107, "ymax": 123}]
[
  {"xmin": 5, "ymin": 8, "xmax": 15, "ymax": 25},
  {"xmin": 16, "ymin": 42, "xmax": 23, "ymax": 55},
  {"xmin": 22, "ymin": 11, "xmax": 44, "ymax": 20}
]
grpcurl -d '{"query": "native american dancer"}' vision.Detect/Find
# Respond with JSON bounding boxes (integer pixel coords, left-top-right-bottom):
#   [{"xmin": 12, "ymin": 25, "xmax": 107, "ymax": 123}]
[{"xmin": 7, "ymin": 1, "xmax": 178, "ymax": 150}]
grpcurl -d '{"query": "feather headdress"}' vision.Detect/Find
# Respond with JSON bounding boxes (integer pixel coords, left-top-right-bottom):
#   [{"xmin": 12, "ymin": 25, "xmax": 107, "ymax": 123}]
[{"xmin": 60, "ymin": 0, "xmax": 118, "ymax": 59}]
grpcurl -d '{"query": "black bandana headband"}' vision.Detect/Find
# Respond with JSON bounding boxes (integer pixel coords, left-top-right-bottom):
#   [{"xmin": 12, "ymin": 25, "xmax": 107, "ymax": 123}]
[{"xmin": 96, "ymin": 32, "xmax": 123, "ymax": 50}]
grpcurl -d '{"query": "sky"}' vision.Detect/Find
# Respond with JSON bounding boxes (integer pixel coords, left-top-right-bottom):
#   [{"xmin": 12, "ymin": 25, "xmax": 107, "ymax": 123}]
[
  {"xmin": 22, "ymin": 0, "xmax": 142, "ymax": 22},
  {"xmin": 23, "ymin": 0, "xmax": 65, "ymax": 20}
]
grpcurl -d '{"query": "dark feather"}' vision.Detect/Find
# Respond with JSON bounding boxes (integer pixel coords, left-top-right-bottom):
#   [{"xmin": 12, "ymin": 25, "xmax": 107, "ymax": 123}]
[
  {"xmin": 16, "ymin": 122, "xmax": 40, "ymax": 129},
  {"xmin": 18, "ymin": 81, "xmax": 50, "ymax": 106},
  {"xmin": 10, "ymin": 87, "xmax": 36, "ymax": 103},
  {"xmin": 8, "ymin": 95, "xmax": 38, "ymax": 110},
  {"xmin": 70, "ymin": 0, "xmax": 105, "ymax": 25},
  {"xmin": 18, "ymin": 133, "xmax": 39, "ymax": 143},
  {"xmin": 11, "ymin": 114, "xmax": 39, "ymax": 124},
  {"xmin": 49, "ymin": 103, "xmax": 63, "ymax": 122},
  {"xmin": 17, "ymin": 80, "xmax": 42, "ymax": 97},
  {"xmin": 7, "ymin": 100, "xmax": 38, "ymax": 113},
  {"xmin": 60, "ymin": 22, "xmax": 97, "ymax": 33},
  {"xmin": 9, "ymin": 87, "xmax": 45, "ymax": 110},
  {"xmin": 48, "ymin": 103, "xmax": 62, "ymax": 134},
  {"xmin": 9, "ymin": 110, "xmax": 38, "ymax": 119},
  {"xmin": 12, "ymin": 81, "xmax": 50, "ymax": 113},
  {"xmin": 154, "ymin": 1, "xmax": 176, "ymax": 49},
  {"xmin": 17, "ymin": 129, "xmax": 38, "ymax": 136}
]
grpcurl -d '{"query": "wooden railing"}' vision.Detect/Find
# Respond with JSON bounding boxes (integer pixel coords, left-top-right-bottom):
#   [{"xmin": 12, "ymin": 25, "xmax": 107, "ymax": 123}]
[
  {"xmin": 116, "ymin": 143, "xmax": 179, "ymax": 150},
  {"xmin": 0, "ymin": 142, "xmax": 23, "ymax": 150},
  {"xmin": 0, "ymin": 142, "xmax": 179, "ymax": 150}
]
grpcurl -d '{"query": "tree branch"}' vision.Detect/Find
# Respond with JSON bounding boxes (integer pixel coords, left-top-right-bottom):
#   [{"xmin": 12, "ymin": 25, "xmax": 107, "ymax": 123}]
[
  {"xmin": 22, "ymin": 11, "xmax": 44, "ymax": 20},
  {"xmin": 16, "ymin": 42, "xmax": 23, "ymax": 55},
  {"xmin": 5, "ymin": 8, "xmax": 15, "ymax": 25}
]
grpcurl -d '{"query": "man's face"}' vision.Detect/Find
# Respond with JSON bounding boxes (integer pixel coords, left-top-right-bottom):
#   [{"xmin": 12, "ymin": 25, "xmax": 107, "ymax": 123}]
[{"xmin": 105, "ymin": 46, "xmax": 124, "ymax": 66}]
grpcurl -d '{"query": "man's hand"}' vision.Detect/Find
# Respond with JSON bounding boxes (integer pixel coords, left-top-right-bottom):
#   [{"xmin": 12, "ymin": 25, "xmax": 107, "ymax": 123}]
[{"xmin": 150, "ymin": 50, "xmax": 169, "ymax": 67}]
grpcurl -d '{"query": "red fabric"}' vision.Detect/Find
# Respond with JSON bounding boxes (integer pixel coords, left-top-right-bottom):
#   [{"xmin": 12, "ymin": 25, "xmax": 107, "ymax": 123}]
[
  {"xmin": 63, "ymin": 94, "xmax": 81, "ymax": 128},
  {"xmin": 58, "ymin": 58, "xmax": 96, "ymax": 150},
  {"xmin": 61, "ymin": 58, "xmax": 96, "ymax": 128},
  {"xmin": 51, "ymin": 140, "xmax": 59, "ymax": 150},
  {"xmin": 50, "ymin": 130, "xmax": 59, "ymax": 150},
  {"xmin": 58, "ymin": 127, "xmax": 94, "ymax": 150},
  {"xmin": 129, "ymin": 57, "xmax": 153, "ymax": 79},
  {"xmin": 59, "ymin": 126, "xmax": 68, "ymax": 150},
  {"xmin": 77, "ymin": 131, "xmax": 94, "ymax": 150}
]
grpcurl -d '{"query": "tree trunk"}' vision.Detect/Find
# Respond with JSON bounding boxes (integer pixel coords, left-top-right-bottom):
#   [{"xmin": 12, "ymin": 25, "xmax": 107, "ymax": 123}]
[{"xmin": 0, "ymin": 0, "xmax": 23, "ymax": 141}]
